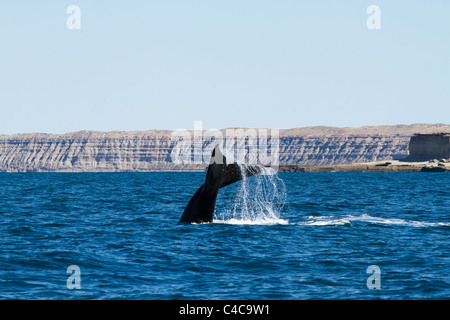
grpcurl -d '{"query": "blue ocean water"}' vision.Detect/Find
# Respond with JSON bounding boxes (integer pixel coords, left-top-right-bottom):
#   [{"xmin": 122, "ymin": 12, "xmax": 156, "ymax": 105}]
[{"xmin": 0, "ymin": 172, "xmax": 449, "ymax": 300}]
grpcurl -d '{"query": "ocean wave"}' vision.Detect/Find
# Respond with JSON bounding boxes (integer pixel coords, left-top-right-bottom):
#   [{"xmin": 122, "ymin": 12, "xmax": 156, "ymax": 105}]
[{"xmin": 297, "ymin": 214, "xmax": 450, "ymax": 227}]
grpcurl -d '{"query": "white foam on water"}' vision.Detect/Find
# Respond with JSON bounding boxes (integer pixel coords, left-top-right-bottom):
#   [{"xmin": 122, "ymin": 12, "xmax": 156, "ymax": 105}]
[
  {"xmin": 298, "ymin": 214, "xmax": 450, "ymax": 227},
  {"xmin": 214, "ymin": 217, "xmax": 289, "ymax": 226},
  {"xmin": 297, "ymin": 216, "xmax": 351, "ymax": 226}
]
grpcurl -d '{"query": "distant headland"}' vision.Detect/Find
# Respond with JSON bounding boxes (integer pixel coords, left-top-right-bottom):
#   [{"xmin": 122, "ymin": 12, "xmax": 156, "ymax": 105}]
[
  {"xmin": 280, "ymin": 131, "xmax": 450, "ymax": 172},
  {"xmin": 1, "ymin": 124, "xmax": 450, "ymax": 172}
]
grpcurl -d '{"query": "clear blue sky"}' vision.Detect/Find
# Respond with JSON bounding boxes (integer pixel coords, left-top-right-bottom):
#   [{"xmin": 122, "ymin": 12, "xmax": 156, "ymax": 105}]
[{"xmin": 1, "ymin": 1, "xmax": 449, "ymax": 134}]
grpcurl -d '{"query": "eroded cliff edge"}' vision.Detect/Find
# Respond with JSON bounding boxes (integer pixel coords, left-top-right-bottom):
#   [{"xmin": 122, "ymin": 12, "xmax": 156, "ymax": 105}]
[{"xmin": 1, "ymin": 124, "xmax": 450, "ymax": 172}]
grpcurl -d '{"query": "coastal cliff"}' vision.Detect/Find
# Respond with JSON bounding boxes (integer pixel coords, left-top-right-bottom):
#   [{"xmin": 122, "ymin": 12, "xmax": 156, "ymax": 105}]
[
  {"xmin": 407, "ymin": 133, "xmax": 450, "ymax": 160},
  {"xmin": 1, "ymin": 124, "xmax": 450, "ymax": 172}
]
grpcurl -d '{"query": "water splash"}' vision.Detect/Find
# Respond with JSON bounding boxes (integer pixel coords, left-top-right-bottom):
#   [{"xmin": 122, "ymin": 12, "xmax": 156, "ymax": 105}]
[{"xmin": 214, "ymin": 165, "xmax": 288, "ymax": 225}]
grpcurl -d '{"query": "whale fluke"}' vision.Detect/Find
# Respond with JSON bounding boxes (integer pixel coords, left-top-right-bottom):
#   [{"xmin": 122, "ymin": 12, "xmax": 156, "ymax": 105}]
[
  {"xmin": 178, "ymin": 144, "xmax": 265, "ymax": 224},
  {"xmin": 220, "ymin": 164, "xmax": 265, "ymax": 188}
]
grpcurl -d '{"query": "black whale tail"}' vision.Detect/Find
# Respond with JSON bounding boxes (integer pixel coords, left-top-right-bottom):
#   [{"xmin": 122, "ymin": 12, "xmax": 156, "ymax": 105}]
[{"xmin": 178, "ymin": 144, "xmax": 266, "ymax": 224}]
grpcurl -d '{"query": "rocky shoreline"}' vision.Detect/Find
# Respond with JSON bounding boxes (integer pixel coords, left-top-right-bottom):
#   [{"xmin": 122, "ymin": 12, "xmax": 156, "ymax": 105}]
[{"xmin": 279, "ymin": 159, "xmax": 450, "ymax": 172}]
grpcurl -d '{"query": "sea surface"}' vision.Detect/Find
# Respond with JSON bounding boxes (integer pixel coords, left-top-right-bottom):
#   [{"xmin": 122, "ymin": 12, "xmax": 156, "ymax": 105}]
[{"xmin": 0, "ymin": 172, "xmax": 449, "ymax": 300}]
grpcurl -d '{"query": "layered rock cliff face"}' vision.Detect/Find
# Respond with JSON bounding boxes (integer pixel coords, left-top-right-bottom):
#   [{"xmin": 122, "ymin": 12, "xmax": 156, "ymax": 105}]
[
  {"xmin": 407, "ymin": 133, "xmax": 450, "ymax": 160},
  {"xmin": 1, "ymin": 124, "xmax": 450, "ymax": 172}
]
